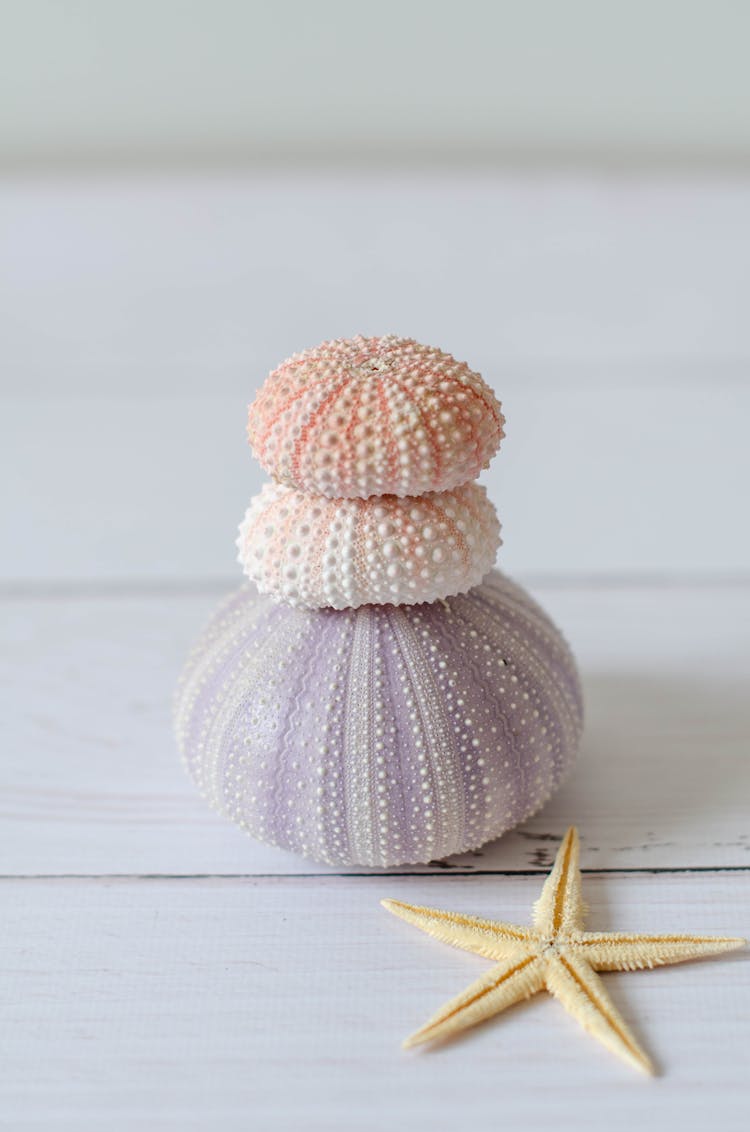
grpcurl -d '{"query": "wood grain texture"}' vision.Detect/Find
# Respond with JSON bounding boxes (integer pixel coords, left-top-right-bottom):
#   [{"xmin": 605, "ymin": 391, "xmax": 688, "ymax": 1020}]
[
  {"xmin": 2, "ymin": 176, "xmax": 749, "ymax": 1129},
  {"xmin": 4, "ymin": 384, "xmax": 749, "ymax": 582},
  {"xmin": 5, "ymin": 176, "xmax": 750, "ymax": 395},
  {"xmin": 3, "ymin": 176, "xmax": 750, "ymax": 581},
  {"xmin": 3, "ymin": 583, "xmax": 748, "ymax": 876},
  {"xmin": 1, "ymin": 874, "xmax": 747, "ymax": 1132}
]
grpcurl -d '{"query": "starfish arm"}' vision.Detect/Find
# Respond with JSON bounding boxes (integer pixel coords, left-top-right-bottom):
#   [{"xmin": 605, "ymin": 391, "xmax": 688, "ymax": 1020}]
[
  {"xmin": 381, "ymin": 898, "xmax": 535, "ymax": 960},
  {"xmin": 403, "ymin": 955, "xmax": 545, "ymax": 1049},
  {"xmin": 532, "ymin": 827, "xmax": 587, "ymax": 935},
  {"xmin": 575, "ymin": 932, "xmax": 746, "ymax": 971},
  {"xmin": 545, "ymin": 954, "xmax": 654, "ymax": 1074}
]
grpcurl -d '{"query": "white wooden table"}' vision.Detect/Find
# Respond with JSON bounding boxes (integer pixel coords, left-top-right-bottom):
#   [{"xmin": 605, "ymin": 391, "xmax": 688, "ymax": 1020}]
[
  {"xmin": 3, "ymin": 580, "xmax": 748, "ymax": 1131},
  {"xmin": 2, "ymin": 175, "xmax": 749, "ymax": 1129}
]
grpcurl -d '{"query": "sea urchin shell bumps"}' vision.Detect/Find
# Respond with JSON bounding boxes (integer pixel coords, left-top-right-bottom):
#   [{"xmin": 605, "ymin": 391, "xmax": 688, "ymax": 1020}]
[
  {"xmin": 175, "ymin": 571, "xmax": 583, "ymax": 867},
  {"xmin": 247, "ymin": 335, "xmax": 505, "ymax": 499},
  {"xmin": 176, "ymin": 334, "xmax": 583, "ymax": 866},
  {"xmin": 237, "ymin": 480, "xmax": 501, "ymax": 609}
]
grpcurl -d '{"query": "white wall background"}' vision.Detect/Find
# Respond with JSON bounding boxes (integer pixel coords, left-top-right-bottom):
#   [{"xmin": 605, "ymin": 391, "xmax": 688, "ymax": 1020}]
[{"xmin": 2, "ymin": 0, "xmax": 750, "ymax": 166}]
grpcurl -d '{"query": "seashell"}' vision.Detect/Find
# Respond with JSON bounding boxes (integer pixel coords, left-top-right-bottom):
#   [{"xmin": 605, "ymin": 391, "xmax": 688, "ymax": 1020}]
[
  {"xmin": 247, "ymin": 334, "xmax": 505, "ymax": 499},
  {"xmin": 236, "ymin": 480, "xmax": 501, "ymax": 609},
  {"xmin": 174, "ymin": 569, "xmax": 583, "ymax": 868}
]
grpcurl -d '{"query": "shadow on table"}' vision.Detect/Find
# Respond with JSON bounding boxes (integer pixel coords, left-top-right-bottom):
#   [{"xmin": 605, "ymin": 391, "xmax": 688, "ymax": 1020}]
[{"xmin": 452, "ymin": 672, "xmax": 750, "ymax": 871}]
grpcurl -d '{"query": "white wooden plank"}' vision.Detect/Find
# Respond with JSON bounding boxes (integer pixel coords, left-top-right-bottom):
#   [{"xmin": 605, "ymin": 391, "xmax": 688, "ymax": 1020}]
[
  {"xmin": 4, "ymin": 176, "xmax": 750, "ymax": 396},
  {"xmin": 5, "ymin": 176, "xmax": 750, "ymax": 581},
  {"xmin": 1, "ymin": 873, "xmax": 747, "ymax": 1131},
  {"xmin": 3, "ymin": 584, "xmax": 748, "ymax": 876},
  {"xmin": 4, "ymin": 383, "xmax": 749, "ymax": 582}
]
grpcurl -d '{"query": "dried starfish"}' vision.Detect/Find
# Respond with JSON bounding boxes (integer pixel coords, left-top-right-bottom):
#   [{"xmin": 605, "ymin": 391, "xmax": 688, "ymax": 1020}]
[{"xmin": 382, "ymin": 827, "xmax": 744, "ymax": 1073}]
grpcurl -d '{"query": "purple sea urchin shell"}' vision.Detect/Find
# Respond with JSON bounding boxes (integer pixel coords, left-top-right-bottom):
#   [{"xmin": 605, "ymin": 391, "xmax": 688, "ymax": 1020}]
[{"xmin": 175, "ymin": 569, "xmax": 583, "ymax": 867}]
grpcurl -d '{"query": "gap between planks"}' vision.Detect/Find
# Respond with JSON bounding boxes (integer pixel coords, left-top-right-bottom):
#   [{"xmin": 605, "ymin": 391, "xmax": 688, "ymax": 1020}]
[{"xmin": 2, "ymin": 866, "xmax": 749, "ymax": 881}]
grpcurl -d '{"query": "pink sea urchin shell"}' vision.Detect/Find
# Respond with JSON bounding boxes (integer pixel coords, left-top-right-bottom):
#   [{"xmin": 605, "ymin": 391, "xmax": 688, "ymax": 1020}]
[
  {"xmin": 236, "ymin": 480, "xmax": 501, "ymax": 609},
  {"xmin": 247, "ymin": 335, "xmax": 505, "ymax": 499}
]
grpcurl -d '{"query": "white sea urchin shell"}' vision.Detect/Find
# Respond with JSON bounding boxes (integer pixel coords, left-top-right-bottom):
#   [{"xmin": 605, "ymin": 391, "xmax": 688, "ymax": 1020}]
[{"xmin": 237, "ymin": 480, "xmax": 501, "ymax": 609}]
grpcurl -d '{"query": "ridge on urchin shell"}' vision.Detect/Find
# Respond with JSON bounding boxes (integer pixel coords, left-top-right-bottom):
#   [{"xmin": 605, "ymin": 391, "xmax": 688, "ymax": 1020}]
[
  {"xmin": 237, "ymin": 480, "xmax": 501, "ymax": 609},
  {"xmin": 174, "ymin": 570, "xmax": 583, "ymax": 867},
  {"xmin": 247, "ymin": 335, "xmax": 505, "ymax": 499}
]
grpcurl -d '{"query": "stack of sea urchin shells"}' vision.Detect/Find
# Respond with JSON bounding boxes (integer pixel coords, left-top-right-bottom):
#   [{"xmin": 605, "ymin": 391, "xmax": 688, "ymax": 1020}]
[
  {"xmin": 238, "ymin": 335, "xmax": 503, "ymax": 608},
  {"xmin": 175, "ymin": 336, "xmax": 583, "ymax": 867}
]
